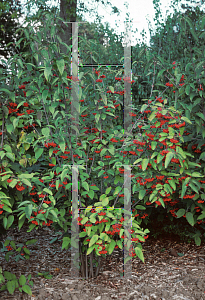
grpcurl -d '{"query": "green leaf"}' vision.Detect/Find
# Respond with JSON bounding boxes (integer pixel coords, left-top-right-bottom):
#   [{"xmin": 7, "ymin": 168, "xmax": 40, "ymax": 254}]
[
  {"xmin": 26, "ymin": 239, "xmax": 37, "ymax": 246},
  {"xmin": 18, "ymin": 214, "xmax": 26, "ymax": 230},
  {"xmin": 56, "ymin": 59, "xmax": 65, "ymax": 76},
  {"xmin": 50, "ymin": 209, "xmax": 58, "ymax": 220},
  {"xmin": 25, "ymin": 204, "xmax": 33, "ymax": 219},
  {"xmin": 176, "ymin": 146, "xmax": 186, "ymax": 159},
  {"xmin": 157, "ymin": 153, "xmax": 164, "ymax": 164},
  {"xmin": 82, "ymin": 181, "xmax": 89, "ymax": 192},
  {"xmin": 42, "ymin": 127, "xmax": 50, "ymax": 136},
  {"xmin": 142, "ymin": 158, "xmax": 149, "ymax": 171},
  {"xmin": 6, "ymin": 153, "xmax": 15, "ymax": 162},
  {"xmin": 90, "ymin": 215, "xmax": 96, "ymax": 224},
  {"xmin": 19, "ymin": 275, "xmax": 26, "ymax": 286},
  {"xmin": 7, "ymin": 215, "xmax": 14, "ymax": 229},
  {"xmin": 18, "ymin": 173, "xmax": 34, "ymax": 179},
  {"xmin": 149, "ymin": 190, "xmax": 158, "ymax": 202},
  {"xmin": 181, "ymin": 177, "xmax": 190, "ymax": 199},
  {"xmin": 168, "ymin": 127, "xmax": 175, "ymax": 136},
  {"xmin": 90, "ymin": 185, "xmax": 100, "ymax": 191},
  {"xmin": 139, "ymin": 189, "xmax": 146, "ymax": 200},
  {"xmin": 13, "ymin": 118, "xmax": 19, "ymax": 130},
  {"xmin": 86, "ymin": 244, "xmax": 95, "ymax": 255},
  {"xmin": 108, "ymin": 147, "xmax": 114, "ymax": 155},
  {"xmin": 176, "ymin": 208, "xmax": 185, "ymax": 218},
  {"xmin": 196, "ymin": 112, "xmax": 205, "ymax": 121},
  {"xmin": 42, "ymin": 89, "xmax": 48, "ymax": 103},
  {"xmin": 102, "ymin": 197, "xmax": 109, "ymax": 206},
  {"xmin": 181, "ymin": 116, "xmax": 192, "ymax": 124},
  {"xmin": 98, "ymin": 169, "xmax": 105, "ymax": 177},
  {"xmin": 191, "ymin": 172, "xmax": 203, "ymax": 177},
  {"xmin": 44, "ymin": 66, "xmax": 52, "ymax": 82},
  {"xmin": 140, "ymin": 104, "xmax": 148, "ymax": 113},
  {"xmin": 60, "ymin": 168, "xmax": 68, "ymax": 182},
  {"xmin": 169, "ymin": 179, "xmax": 176, "ymax": 191},
  {"xmin": 184, "ymin": 15, "xmax": 198, "ymax": 42},
  {"xmin": 148, "ymin": 111, "xmax": 156, "ymax": 121},
  {"xmin": 157, "ymin": 68, "xmax": 166, "ymax": 79},
  {"xmin": 135, "ymin": 205, "xmax": 146, "ymax": 210},
  {"xmin": 22, "ymin": 284, "xmax": 32, "ymax": 295},
  {"xmin": 189, "ymin": 183, "xmax": 199, "ymax": 194},
  {"xmin": 186, "ymin": 212, "xmax": 194, "ymax": 227},
  {"xmin": 58, "ymin": 138, "xmax": 65, "ymax": 153},
  {"xmin": 113, "ymin": 186, "xmax": 122, "ymax": 196},
  {"xmin": 0, "ymin": 88, "xmax": 11, "ymax": 96},
  {"xmin": 185, "ymin": 62, "xmax": 192, "ymax": 72},
  {"xmin": 134, "ymin": 246, "xmax": 144, "ymax": 263},
  {"xmin": 37, "ymin": 111, "xmax": 42, "ymax": 120},
  {"xmin": 7, "ymin": 280, "xmax": 16, "ymax": 295},
  {"xmin": 194, "ymin": 236, "xmax": 201, "ymax": 246},
  {"xmin": 62, "ymin": 237, "xmax": 70, "ymax": 250},
  {"xmin": 133, "ymin": 158, "xmax": 142, "ymax": 165},
  {"xmin": 81, "ymin": 216, "xmax": 88, "ymax": 225},
  {"xmin": 100, "ymin": 148, "xmax": 107, "ymax": 157},
  {"xmin": 17, "ymin": 58, "xmax": 24, "ymax": 69},
  {"xmin": 165, "ymin": 152, "xmax": 174, "ymax": 168},
  {"xmin": 6, "ymin": 124, "xmax": 14, "ymax": 134},
  {"xmin": 43, "ymin": 188, "xmax": 53, "ymax": 195},
  {"xmin": 89, "ymin": 234, "xmax": 98, "ymax": 247},
  {"xmin": 3, "ymin": 217, "xmax": 7, "ymax": 229},
  {"xmin": 3, "ymin": 106, "xmax": 9, "ymax": 117},
  {"xmin": 185, "ymin": 84, "xmax": 190, "ymax": 95},
  {"xmin": 108, "ymin": 240, "xmax": 116, "ymax": 254},
  {"xmin": 105, "ymin": 186, "xmax": 111, "ymax": 194},
  {"xmin": 0, "ymin": 273, "xmax": 5, "ymax": 284},
  {"xmin": 35, "ymin": 148, "xmax": 44, "ymax": 160},
  {"xmin": 21, "ymin": 178, "xmax": 32, "ymax": 187},
  {"xmin": 51, "ymin": 157, "xmax": 56, "ymax": 165},
  {"xmin": 108, "ymin": 86, "xmax": 114, "ymax": 93},
  {"xmin": 88, "ymin": 189, "xmax": 94, "ymax": 200},
  {"xmin": 95, "ymin": 113, "xmax": 100, "ymax": 124},
  {"xmin": 151, "ymin": 141, "xmax": 157, "ymax": 150},
  {"xmin": 197, "ymin": 211, "xmax": 205, "ymax": 220},
  {"xmin": 117, "ymin": 240, "xmax": 123, "ymax": 249}
]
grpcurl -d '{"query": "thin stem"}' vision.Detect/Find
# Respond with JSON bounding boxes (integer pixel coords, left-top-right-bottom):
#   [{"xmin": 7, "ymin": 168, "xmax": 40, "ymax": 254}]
[
  {"xmin": 90, "ymin": 251, "xmax": 94, "ymax": 278},
  {"xmin": 85, "ymin": 245, "xmax": 88, "ymax": 279},
  {"xmin": 149, "ymin": 58, "xmax": 157, "ymax": 99},
  {"xmin": 0, "ymin": 113, "xmax": 4, "ymax": 150},
  {"xmin": 95, "ymin": 256, "xmax": 101, "ymax": 277}
]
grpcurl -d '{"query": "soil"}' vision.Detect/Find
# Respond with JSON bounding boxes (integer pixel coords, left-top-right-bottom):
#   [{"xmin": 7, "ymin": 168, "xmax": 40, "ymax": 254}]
[{"xmin": 0, "ymin": 218, "xmax": 205, "ymax": 300}]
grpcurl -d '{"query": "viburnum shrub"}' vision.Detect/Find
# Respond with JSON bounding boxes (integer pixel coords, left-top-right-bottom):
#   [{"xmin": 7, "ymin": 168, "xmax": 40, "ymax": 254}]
[
  {"xmin": 0, "ymin": 11, "xmax": 150, "ymax": 287},
  {"xmin": 0, "ymin": 9, "xmax": 205, "ymax": 292},
  {"xmin": 0, "ymin": 69, "xmax": 150, "ymax": 279},
  {"xmin": 1, "ymin": 66, "xmax": 205, "ymax": 279}
]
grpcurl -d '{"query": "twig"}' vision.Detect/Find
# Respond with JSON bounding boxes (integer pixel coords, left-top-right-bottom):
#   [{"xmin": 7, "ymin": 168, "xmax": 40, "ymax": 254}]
[
  {"xmin": 149, "ymin": 58, "xmax": 157, "ymax": 98},
  {"xmin": 95, "ymin": 256, "xmax": 101, "ymax": 277}
]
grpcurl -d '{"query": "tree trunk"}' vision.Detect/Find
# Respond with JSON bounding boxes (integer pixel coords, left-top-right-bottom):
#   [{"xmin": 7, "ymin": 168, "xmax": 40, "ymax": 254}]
[{"xmin": 56, "ymin": 0, "xmax": 77, "ymax": 56}]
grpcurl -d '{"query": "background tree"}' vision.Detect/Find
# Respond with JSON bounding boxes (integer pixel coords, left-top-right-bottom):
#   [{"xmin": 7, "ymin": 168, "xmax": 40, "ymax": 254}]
[
  {"xmin": 1, "ymin": 0, "xmax": 123, "ymax": 83},
  {"xmin": 129, "ymin": 1, "xmax": 205, "ymax": 108},
  {"xmin": 19, "ymin": 0, "xmax": 122, "ymax": 56},
  {"xmin": 2, "ymin": 0, "xmax": 146, "ymax": 126},
  {"xmin": 0, "ymin": 0, "xmax": 26, "ymax": 82},
  {"xmin": 149, "ymin": 4, "xmax": 205, "ymax": 67},
  {"xmin": 10, "ymin": 0, "xmax": 131, "ymax": 111}
]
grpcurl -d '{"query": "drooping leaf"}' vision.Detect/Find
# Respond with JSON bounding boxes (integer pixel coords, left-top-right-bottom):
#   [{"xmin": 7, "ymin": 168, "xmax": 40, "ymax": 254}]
[
  {"xmin": 142, "ymin": 158, "xmax": 149, "ymax": 171},
  {"xmin": 176, "ymin": 208, "xmax": 185, "ymax": 218},
  {"xmin": 56, "ymin": 59, "xmax": 65, "ymax": 76},
  {"xmin": 89, "ymin": 234, "xmax": 99, "ymax": 247},
  {"xmin": 186, "ymin": 212, "xmax": 194, "ymax": 227},
  {"xmin": 165, "ymin": 152, "xmax": 174, "ymax": 168}
]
